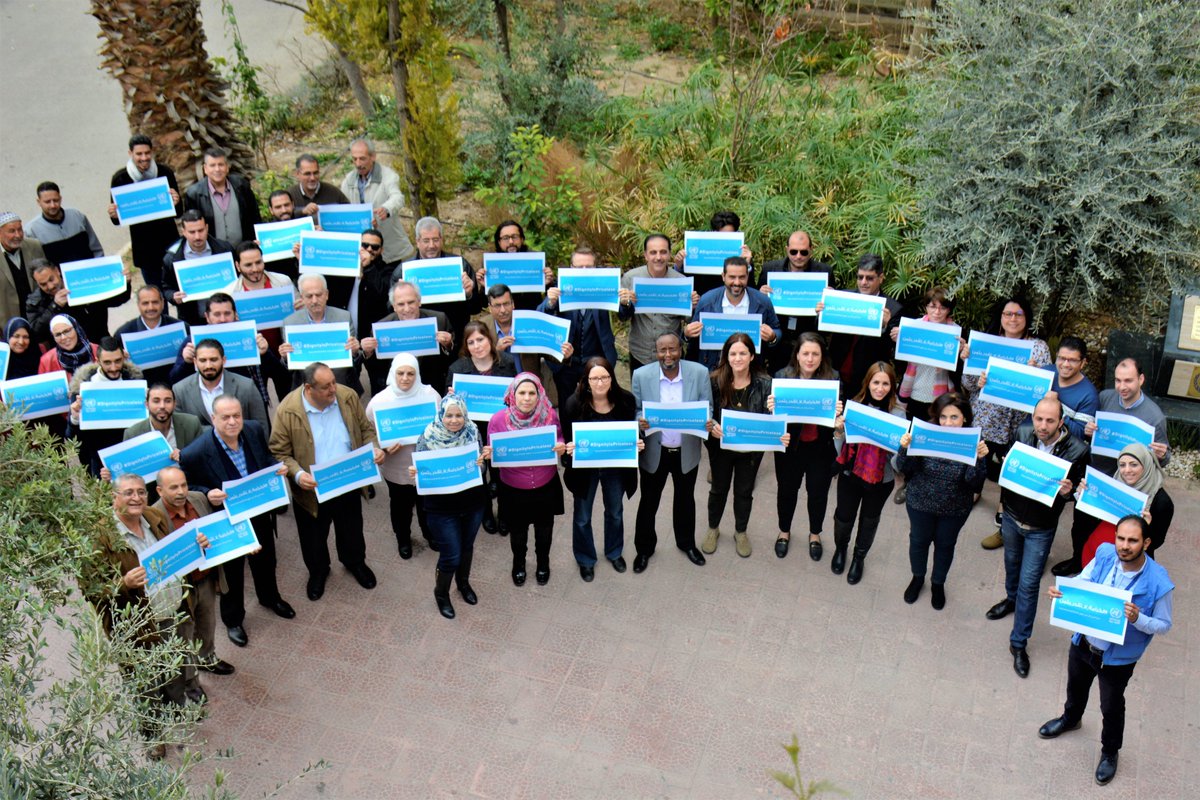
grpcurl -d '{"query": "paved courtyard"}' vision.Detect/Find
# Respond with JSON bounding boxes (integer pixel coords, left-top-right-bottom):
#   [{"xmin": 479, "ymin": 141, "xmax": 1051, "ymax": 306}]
[{"xmin": 184, "ymin": 459, "xmax": 1197, "ymax": 799}]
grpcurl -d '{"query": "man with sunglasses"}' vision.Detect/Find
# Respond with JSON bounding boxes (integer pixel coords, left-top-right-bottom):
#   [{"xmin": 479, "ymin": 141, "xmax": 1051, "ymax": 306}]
[{"xmin": 758, "ymin": 230, "xmax": 832, "ymax": 374}]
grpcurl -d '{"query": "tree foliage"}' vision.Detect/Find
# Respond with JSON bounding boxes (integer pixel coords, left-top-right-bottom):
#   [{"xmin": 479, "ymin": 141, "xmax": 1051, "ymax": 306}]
[{"xmin": 909, "ymin": 0, "xmax": 1200, "ymax": 331}]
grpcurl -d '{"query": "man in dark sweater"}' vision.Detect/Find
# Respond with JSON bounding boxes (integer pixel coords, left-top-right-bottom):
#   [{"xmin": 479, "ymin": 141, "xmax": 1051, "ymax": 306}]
[
  {"xmin": 26, "ymin": 259, "xmax": 127, "ymax": 346},
  {"xmin": 108, "ymin": 134, "xmax": 181, "ymax": 289},
  {"xmin": 825, "ymin": 253, "xmax": 902, "ymax": 399}
]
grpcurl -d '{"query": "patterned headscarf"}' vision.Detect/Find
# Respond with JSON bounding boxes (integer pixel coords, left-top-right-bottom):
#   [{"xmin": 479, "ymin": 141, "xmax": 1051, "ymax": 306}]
[
  {"xmin": 503, "ymin": 372, "xmax": 553, "ymax": 430},
  {"xmin": 49, "ymin": 314, "xmax": 93, "ymax": 373},
  {"xmin": 1114, "ymin": 442, "xmax": 1164, "ymax": 500},
  {"xmin": 416, "ymin": 394, "xmax": 480, "ymax": 451}
]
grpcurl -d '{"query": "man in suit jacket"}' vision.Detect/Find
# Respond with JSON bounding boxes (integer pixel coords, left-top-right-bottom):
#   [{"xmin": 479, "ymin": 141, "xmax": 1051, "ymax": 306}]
[
  {"xmin": 361, "ymin": 278, "xmax": 453, "ymax": 396},
  {"xmin": 162, "ymin": 210, "xmax": 234, "ymax": 325},
  {"xmin": 173, "ymin": 338, "xmax": 270, "ymax": 430},
  {"xmin": 180, "ymin": 395, "xmax": 295, "ymax": 648},
  {"xmin": 757, "ymin": 230, "xmax": 833, "ymax": 374},
  {"xmin": 281, "ymin": 273, "xmax": 364, "ymax": 395},
  {"xmin": 99, "ymin": 383, "xmax": 208, "ymax": 488},
  {"xmin": 685, "ymin": 256, "xmax": 782, "ymax": 371},
  {"xmin": 825, "ymin": 253, "xmax": 902, "ymax": 400},
  {"xmin": 0, "ymin": 212, "xmax": 46, "ymax": 320},
  {"xmin": 631, "ymin": 332, "xmax": 714, "ymax": 573},
  {"xmin": 182, "ymin": 147, "xmax": 261, "ymax": 247},
  {"xmin": 269, "ymin": 363, "xmax": 384, "ymax": 601},
  {"xmin": 537, "ymin": 245, "xmax": 619, "ymax": 406},
  {"xmin": 115, "ymin": 286, "xmax": 186, "ymax": 386}
]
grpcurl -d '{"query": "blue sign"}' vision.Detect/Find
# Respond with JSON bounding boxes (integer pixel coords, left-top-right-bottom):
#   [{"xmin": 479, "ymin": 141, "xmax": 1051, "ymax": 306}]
[
  {"xmin": 818, "ymin": 289, "xmax": 887, "ymax": 336},
  {"xmin": 631, "ymin": 277, "xmax": 693, "ymax": 316},
  {"xmin": 98, "ymin": 431, "xmax": 174, "ymax": 482},
  {"xmin": 174, "ymin": 253, "xmax": 237, "ymax": 302},
  {"xmin": 843, "ymin": 400, "xmax": 910, "ymax": 453},
  {"xmin": 641, "ymin": 400, "xmax": 709, "ymax": 439},
  {"xmin": 121, "ymin": 321, "xmax": 188, "ymax": 369},
  {"xmin": 895, "ymin": 318, "xmax": 962, "ymax": 371},
  {"xmin": 299, "ymin": 231, "xmax": 361, "ymax": 277},
  {"xmin": 963, "ymin": 331, "xmax": 1034, "ymax": 376},
  {"xmin": 110, "ymin": 177, "xmax": 176, "ymax": 226},
  {"xmin": 0, "ymin": 371, "xmax": 70, "ymax": 420},
  {"xmin": 698, "ymin": 312, "xmax": 762, "ymax": 352},
  {"xmin": 233, "ymin": 287, "xmax": 295, "ymax": 331},
  {"xmin": 720, "ymin": 409, "xmax": 787, "ymax": 452},
  {"xmin": 484, "ymin": 252, "xmax": 546, "ymax": 294},
  {"xmin": 490, "ymin": 425, "xmax": 559, "ymax": 467},
  {"xmin": 312, "ymin": 443, "xmax": 381, "ymax": 503},
  {"xmin": 139, "ymin": 522, "xmax": 205, "ymax": 594},
  {"xmin": 285, "ymin": 323, "xmax": 353, "ymax": 370},
  {"xmin": 558, "ymin": 268, "xmax": 620, "ymax": 312},
  {"xmin": 79, "ymin": 380, "xmax": 149, "ymax": 430},
  {"xmin": 571, "ymin": 421, "xmax": 639, "ymax": 468},
  {"xmin": 766, "ymin": 272, "xmax": 827, "ymax": 316},
  {"xmin": 221, "ymin": 463, "xmax": 291, "ymax": 524},
  {"xmin": 254, "ymin": 217, "xmax": 314, "ymax": 262},
  {"xmin": 998, "ymin": 441, "xmax": 1071, "ymax": 507},
  {"xmin": 1075, "ymin": 467, "xmax": 1149, "ymax": 525},
  {"xmin": 452, "ymin": 374, "xmax": 511, "ymax": 422},
  {"xmin": 194, "ymin": 511, "xmax": 260, "ymax": 567},
  {"xmin": 59, "ymin": 256, "xmax": 128, "ymax": 306},
  {"xmin": 413, "ymin": 443, "xmax": 483, "ymax": 495},
  {"xmin": 372, "ymin": 398, "xmax": 438, "ymax": 447},
  {"xmin": 0, "ymin": 344, "xmax": 8, "ymax": 381},
  {"xmin": 316, "ymin": 203, "xmax": 372, "ymax": 234},
  {"xmin": 683, "ymin": 231, "xmax": 743, "ymax": 275},
  {"xmin": 1091, "ymin": 411, "xmax": 1156, "ymax": 459},
  {"xmin": 906, "ymin": 417, "xmax": 982, "ymax": 467},
  {"xmin": 772, "ymin": 379, "xmax": 839, "ymax": 426},
  {"xmin": 1050, "ymin": 576, "xmax": 1132, "ymax": 645},
  {"xmin": 402, "ymin": 257, "xmax": 467, "ymax": 304},
  {"xmin": 372, "ymin": 318, "xmax": 440, "ymax": 358},
  {"xmin": 190, "ymin": 321, "xmax": 260, "ymax": 368},
  {"xmin": 511, "ymin": 310, "xmax": 570, "ymax": 360},
  {"xmin": 978, "ymin": 357, "xmax": 1054, "ymax": 414}
]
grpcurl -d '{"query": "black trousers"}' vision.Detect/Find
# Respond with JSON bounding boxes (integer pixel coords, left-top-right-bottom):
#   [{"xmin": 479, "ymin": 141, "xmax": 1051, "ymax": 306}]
[
  {"xmin": 385, "ymin": 480, "xmax": 428, "ymax": 547},
  {"xmin": 706, "ymin": 442, "xmax": 762, "ymax": 531},
  {"xmin": 293, "ymin": 492, "xmax": 366, "ymax": 576},
  {"xmin": 833, "ymin": 472, "xmax": 893, "ymax": 554},
  {"xmin": 774, "ymin": 438, "xmax": 835, "ymax": 535},
  {"xmin": 1062, "ymin": 639, "xmax": 1138, "ymax": 755},
  {"xmin": 219, "ymin": 513, "xmax": 283, "ymax": 627},
  {"xmin": 634, "ymin": 448, "xmax": 698, "ymax": 556}
]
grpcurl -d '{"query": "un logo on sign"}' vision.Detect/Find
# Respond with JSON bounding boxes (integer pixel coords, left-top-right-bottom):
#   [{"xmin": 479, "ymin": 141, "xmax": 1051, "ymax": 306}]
[
  {"xmin": 1108, "ymin": 607, "xmax": 1124, "ymax": 625},
  {"xmin": 83, "ymin": 397, "xmax": 98, "ymax": 413},
  {"xmin": 268, "ymin": 477, "xmax": 280, "ymax": 491}
]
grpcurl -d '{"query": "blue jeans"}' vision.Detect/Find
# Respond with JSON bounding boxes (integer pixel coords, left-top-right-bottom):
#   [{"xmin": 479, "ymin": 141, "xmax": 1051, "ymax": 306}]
[
  {"xmin": 907, "ymin": 507, "xmax": 969, "ymax": 584},
  {"xmin": 1001, "ymin": 511, "xmax": 1056, "ymax": 649},
  {"xmin": 426, "ymin": 507, "xmax": 484, "ymax": 573},
  {"xmin": 572, "ymin": 469, "xmax": 626, "ymax": 566}
]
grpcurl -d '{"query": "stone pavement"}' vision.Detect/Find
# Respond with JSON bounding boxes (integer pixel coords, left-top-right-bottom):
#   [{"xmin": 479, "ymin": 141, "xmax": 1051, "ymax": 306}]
[{"xmin": 184, "ymin": 460, "xmax": 1197, "ymax": 799}]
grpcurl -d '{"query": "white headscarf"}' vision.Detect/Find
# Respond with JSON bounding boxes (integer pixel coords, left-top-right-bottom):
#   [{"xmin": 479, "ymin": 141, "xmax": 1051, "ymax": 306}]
[{"xmin": 387, "ymin": 353, "xmax": 439, "ymax": 402}]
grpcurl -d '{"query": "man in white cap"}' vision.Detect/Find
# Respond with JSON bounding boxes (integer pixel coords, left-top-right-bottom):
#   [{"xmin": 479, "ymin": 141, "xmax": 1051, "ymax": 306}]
[{"xmin": 1, "ymin": 211, "xmax": 46, "ymax": 320}]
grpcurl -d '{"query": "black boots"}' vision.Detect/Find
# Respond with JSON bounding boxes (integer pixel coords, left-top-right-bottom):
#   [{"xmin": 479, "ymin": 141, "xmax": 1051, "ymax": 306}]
[
  {"xmin": 434, "ymin": 569, "xmax": 455, "ymax": 619},
  {"xmin": 846, "ymin": 549, "xmax": 866, "ymax": 585},
  {"xmin": 456, "ymin": 551, "xmax": 477, "ymax": 605}
]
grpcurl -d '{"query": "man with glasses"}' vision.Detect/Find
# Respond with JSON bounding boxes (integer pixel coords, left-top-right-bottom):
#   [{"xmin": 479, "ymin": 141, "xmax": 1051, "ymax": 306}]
[
  {"xmin": 824, "ymin": 253, "xmax": 902, "ymax": 399},
  {"xmin": 758, "ymin": 230, "xmax": 832, "ymax": 374},
  {"xmin": 538, "ymin": 245, "xmax": 613, "ymax": 404}
]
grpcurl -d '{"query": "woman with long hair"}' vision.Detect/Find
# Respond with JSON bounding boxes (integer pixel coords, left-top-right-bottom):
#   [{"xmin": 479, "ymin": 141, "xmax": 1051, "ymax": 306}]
[
  {"xmin": 704, "ymin": 332, "xmax": 786, "ymax": 558},
  {"xmin": 772, "ymin": 331, "xmax": 841, "ymax": 560},
  {"xmin": 831, "ymin": 361, "xmax": 907, "ymax": 584},
  {"xmin": 561, "ymin": 357, "xmax": 642, "ymax": 581},
  {"xmin": 894, "ymin": 392, "xmax": 989, "ymax": 609},
  {"xmin": 5, "ymin": 317, "xmax": 42, "ymax": 380},
  {"xmin": 1075, "ymin": 442, "xmax": 1174, "ymax": 565},
  {"xmin": 486, "ymin": 372, "xmax": 567, "ymax": 586}
]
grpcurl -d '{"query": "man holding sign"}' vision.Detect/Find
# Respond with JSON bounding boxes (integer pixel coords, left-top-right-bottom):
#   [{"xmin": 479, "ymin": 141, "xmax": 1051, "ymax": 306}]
[
  {"xmin": 68, "ymin": 337, "xmax": 145, "ymax": 477},
  {"xmin": 823, "ymin": 254, "xmax": 902, "ymax": 400},
  {"xmin": 757, "ymin": 229, "xmax": 831, "ymax": 373},
  {"xmin": 162, "ymin": 210, "xmax": 233, "ymax": 325},
  {"xmin": 538, "ymin": 245, "xmax": 619, "ymax": 406},
  {"xmin": 1038, "ymin": 516, "xmax": 1174, "ymax": 786},
  {"xmin": 618, "ymin": 234, "xmax": 695, "ymax": 374},
  {"xmin": 108, "ymin": 134, "xmax": 182, "ymax": 289},
  {"xmin": 685, "ymin": 256, "xmax": 780, "ymax": 371}
]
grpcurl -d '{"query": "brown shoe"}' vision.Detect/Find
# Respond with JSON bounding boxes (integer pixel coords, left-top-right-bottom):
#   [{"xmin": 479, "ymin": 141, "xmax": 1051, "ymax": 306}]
[
  {"xmin": 981, "ymin": 530, "xmax": 1004, "ymax": 550},
  {"xmin": 701, "ymin": 528, "xmax": 720, "ymax": 554},
  {"xmin": 734, "ymin": 531, "xmax": 751, "ymax": 558}
]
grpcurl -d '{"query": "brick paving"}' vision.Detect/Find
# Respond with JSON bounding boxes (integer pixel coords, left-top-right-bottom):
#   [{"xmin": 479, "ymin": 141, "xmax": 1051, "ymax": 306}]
[{"xmin": 184, "ymin": 457, "xmax": 1198, "ymax": 799}]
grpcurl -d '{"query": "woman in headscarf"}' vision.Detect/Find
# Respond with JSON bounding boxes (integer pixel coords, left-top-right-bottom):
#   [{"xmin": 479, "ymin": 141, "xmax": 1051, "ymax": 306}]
[
  {"xmin": 486, "ymin": 372, "xmax": 567, "ymax": 587},
  {"xmin": 38, "ymin": 314, "xmax": 97, "ymax": 379},
  {"xmin": 409, "ymin": 394, "xmax": 492, "ymax": 619},
  {"xmin": 367, "ymin": 353, "xmax": 441, "ymax": 559},
  {"xmin": 1077, "ymin": 442, "xmax": 1174, "ymax": 565},
  {"xmin": 5, "ymin": 317, "xmax": 42, "ymax": 380}
]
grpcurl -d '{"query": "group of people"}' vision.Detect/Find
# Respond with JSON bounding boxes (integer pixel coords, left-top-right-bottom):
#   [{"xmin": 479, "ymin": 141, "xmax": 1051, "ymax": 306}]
[{"xmin": 1, "ymin": 140, "xmax": 1177, "ymax": 784}]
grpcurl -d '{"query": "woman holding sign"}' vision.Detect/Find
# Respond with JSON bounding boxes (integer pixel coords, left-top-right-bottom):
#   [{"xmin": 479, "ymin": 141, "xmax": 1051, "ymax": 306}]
[
  {"xmin": 1077, "ymin": 442, "xmax": 1174, "ymax": 564},
  {"xmin": 894, "ymin": 393, "xmax": 988, "ymax": 608},
  {"xmin": 831, "ymin": 362, "xmax": 906, "ymax": 584},
  {"xmin": 410, "ymin": 395, "xmax": 492, "ymax": 619},
  {"xmin": 487, "ymin": 373, "xmax": 567, "ymax": 586},
  {"xmin": 367, "ymin": 353, "xmax": 441, "ymax": 560},
  {"xmin": 771, "ymin": 332, "xmax": 841, "ymax": 561}
]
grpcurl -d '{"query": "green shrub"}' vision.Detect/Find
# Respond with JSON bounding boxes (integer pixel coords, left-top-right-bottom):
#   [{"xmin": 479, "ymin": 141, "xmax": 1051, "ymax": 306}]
[{"xmin": 647, "ymin": 18, "xmax": 688, "ymax": 53}]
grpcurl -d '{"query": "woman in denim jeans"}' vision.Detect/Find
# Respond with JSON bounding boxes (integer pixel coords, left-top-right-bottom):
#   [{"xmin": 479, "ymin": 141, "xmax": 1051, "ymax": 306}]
[
  {"xmin": 561, "ymin": 357, "xmax": 643, "ymax": 583},
  {"xmin": 894, "ymin": 392, "xmax": 989, "ymax": 609}
]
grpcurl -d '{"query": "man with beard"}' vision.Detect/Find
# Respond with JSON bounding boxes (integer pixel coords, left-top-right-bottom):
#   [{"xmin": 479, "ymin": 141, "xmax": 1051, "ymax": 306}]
[
  {"xmin": 25, "ymin": 181, "xmax": 105, "ymax": 265},
  {"xmin": 108, "ymin": 134, "xmax": 181, "ymax": 289},
  {"xmin": 27, "ymin": 258, "xmax": 127, "ymax": 346},
  {"xmin": 68, "ymin": 337, "xmax": 144, "ymax": 477},
  {"xmin": 172, "ymin": 337, "xmax": 270, "ymax": 430}
]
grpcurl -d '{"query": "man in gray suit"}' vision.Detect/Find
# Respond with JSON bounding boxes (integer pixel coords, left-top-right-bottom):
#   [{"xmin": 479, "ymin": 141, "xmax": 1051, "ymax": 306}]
[
  {"xmin": 173, "ymin": 339, "xmax": 269, "ymax": 429},
  {"xmin": 279, "ymin": 273, "xmax": 363, "ymax": 394},
  {"xmin": 631, "ymin": 332, "xmax": 714, "ymax": 573}
]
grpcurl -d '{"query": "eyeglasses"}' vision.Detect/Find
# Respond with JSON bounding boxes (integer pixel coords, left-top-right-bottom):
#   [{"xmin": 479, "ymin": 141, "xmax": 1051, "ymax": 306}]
[
  {"xmin": 118, "ymin": 488, "xmax": 148, "ymax": 498},
  {"xmin": 1001, "ymin": 310, "xmax": 1025, "ymax": 319},
  {"xmin": 361, "ymin": 242, "xmax": 382, "ymax": 252},
  {"xmin": 587, "ymin": 375, "xmax": 612, "ymax": 384},
  {"xmin": 1057, "ymin": 355, "xmax": 1082, "ymax": 364},
  {"xmin": 788, "ymin": 249, "xmax": 810, "ymax": 257},
  {"xmin": 52, "ymin": 329, "xmax": 74, "ymax": 339},
  {"xmin": 498, "ymin": 234, "xmax": 522, "ymax": 243}
]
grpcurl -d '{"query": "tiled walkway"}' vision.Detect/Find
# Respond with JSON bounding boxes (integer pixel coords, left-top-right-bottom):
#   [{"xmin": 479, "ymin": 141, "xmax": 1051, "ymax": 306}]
[{"xmin": 187, "ymin": 463, "xmax": 1196, "ymax": 799}]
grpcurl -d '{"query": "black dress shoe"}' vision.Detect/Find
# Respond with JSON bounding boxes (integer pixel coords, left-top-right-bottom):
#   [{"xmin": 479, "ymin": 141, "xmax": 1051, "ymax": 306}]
[
  {"xmin": 512, "ymin": 567, "xmax": 527, "ymax": 586},
  {"xmin": 535, "ymin": 568, "xmax": 550, "ymax": 585},
  {"xmin": 846, "ymin": 554, "xmax": 865, "ymax": 585},
  {"xmin": 1038, "ymin": 716, "xmax": 1081, "ymax": 739},
  {"xmin": 266, "ymin": 599, "xmax": 296, "ymax": 619},
  {"xmin": 632, "ymin": 554, "xmax": 649, "ymax": 574},
  {"xmin": 1050, "ymin": 558, "xmax": 1081, "ymax": 577},
  {"xmin": 498, "ymin": 523, "xmax": 510, "ymax": 537},
  {"xmin": 200, "ymin": 658, "xmax": 236, "ymax": 675},
  {"xmin": 1010, "ymin": 645, "xmax": 1030, "ymax": 678},
  {"xmin": 610, "ymin": 556, "xmax": 627, "ymax": 573},
  {"xmin": 398, "ymin": 544, "xmax": 413, "ymax": 560},
  {"xmin": 307, "ymin": 569, "xmax": 330, "ymax": 601},
  {"xmin": 987, "ymin": 598, "xmax": 1016, "ymax": 620},
  {"xmin": 349, "ymin": 563, "xmax": 377, "ymax": 589},
  {"xmin": 185, "ymin": 686, "xmax": 208, "ymax": 704},
  {"xmin": 579, "ymin": 564, "xmax": 594, "ymax": 582},
  {"xmin": 1095, "ymin": 752, "xmax": 1118, "ymax": 785},
  {"xmin": 830, "ymin": 547, "xmax": 846, "ymax": 574},
  {"xmin": 366, "ymin": 485, "xmax": 376, "ymax": 500},
  {"xmin": 903, "ymin": 576, "xmax": 924, "ymax": 604},
  {"xmin": 774, "ymin": 536, "xmax": 790, "ymax": 558},
  {"xmin": 227, "ymin": 625, "xmax": 248, "ymax": 647},
  {"xmin": 682, "ymin": 547, "xmax": 706, "ymax": 566},
  {"xmin": 808, "ymin": 537, "xmax": 823, "ymax": 562},
  {"xmin": 481, "ymin": 514, "xmax": 498, "ymax": 534}
]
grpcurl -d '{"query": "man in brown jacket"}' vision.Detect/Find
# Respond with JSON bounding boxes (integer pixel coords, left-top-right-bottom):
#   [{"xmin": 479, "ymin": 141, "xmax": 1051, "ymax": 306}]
[{"xmin": 269, "ymin": 362, "xmax": 385, "ymax": 601}]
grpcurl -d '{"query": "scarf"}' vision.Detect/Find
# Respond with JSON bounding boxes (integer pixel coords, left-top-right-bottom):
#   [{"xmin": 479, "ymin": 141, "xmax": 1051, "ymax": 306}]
[
  {"xmin": 503, "ymin": 372, "xmax": 553, "ymax": 430},
  {"xmin": 898, "ymin": 313, "xmax": 955, "ymax": 401},
  {"xmin": 386, "ymin": 353, "xmax": 437, "ymax": 402},
  {"xmin": 49, "ymin": 314, "xmax": 94, "ymax": 372},
  {"xmin": 417, "ymin": 395, "xmax": 479, "ymax": 451},
  {"xmin": 1115, "ymin": 442, "xmax": 1164, "ymax": 500},
  {"xmin": 837, "ymin": 442, "xmax": 889, "ymax": 484},
  {"xmin": 4, "ymin": 317, "xmax": 42, "ymax": 379},
  {"xmin": 126, "ymin": 158, "xmax": 159, "ymax": 182}
]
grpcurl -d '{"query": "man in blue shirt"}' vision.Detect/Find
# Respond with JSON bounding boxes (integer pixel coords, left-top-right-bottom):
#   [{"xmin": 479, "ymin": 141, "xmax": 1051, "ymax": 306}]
[{"xmin": 684, "ymin": 256, "xmax": 781, "ymax": 371}]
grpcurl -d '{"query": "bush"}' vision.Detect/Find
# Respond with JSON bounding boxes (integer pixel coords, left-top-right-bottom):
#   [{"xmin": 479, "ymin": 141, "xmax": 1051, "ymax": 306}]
[{"xmin": 647, "ymin": 18, "xmax": 689, "ymax": 52}]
